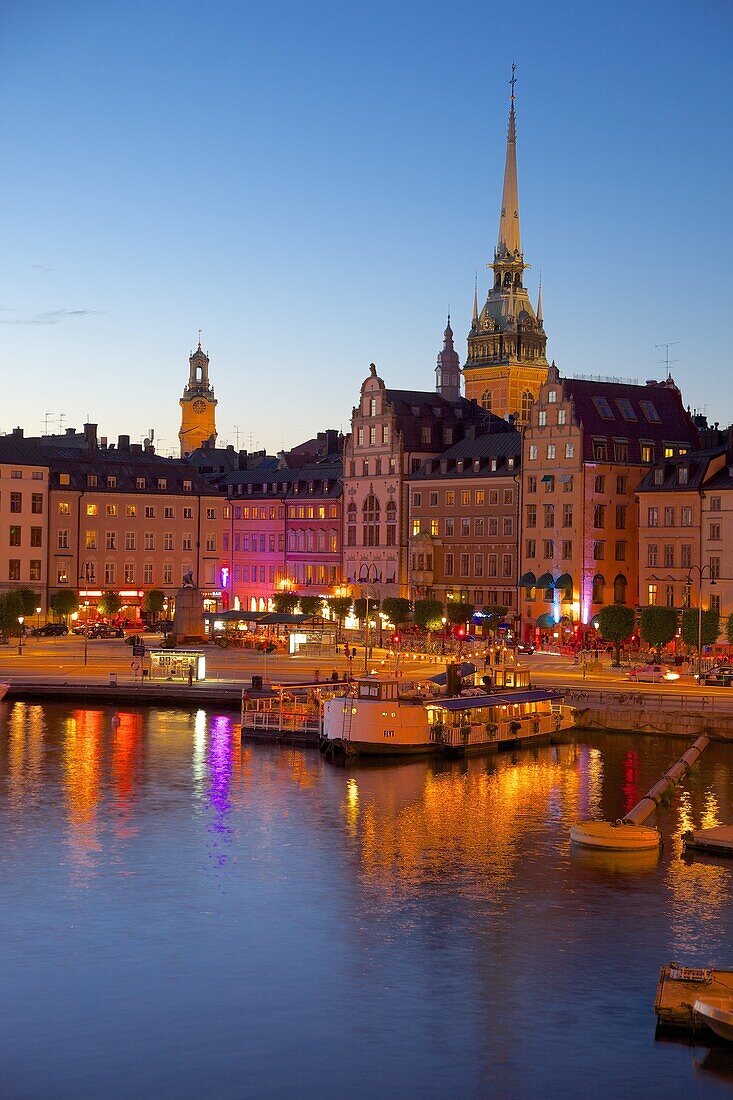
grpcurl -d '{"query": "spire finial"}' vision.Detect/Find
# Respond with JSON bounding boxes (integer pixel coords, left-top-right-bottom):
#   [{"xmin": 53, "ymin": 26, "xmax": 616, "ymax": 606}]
[
  {"xmin": 472, "ymin": 272, "xmax": 479, "ymax": 326},
  {"xmin": 496, "ymin": 65, "xmax": 521, "ymax": 257},
  {"xmin": 197, "ymin": 328, "xmax": 202, "ymax": 349},
  {"xmin": 510, "ymin": 62, "xmax": 517, "ymax": 104},
  {"xmin": 537, "ymin": 270, "xmax": 543, "ymax": 323}
]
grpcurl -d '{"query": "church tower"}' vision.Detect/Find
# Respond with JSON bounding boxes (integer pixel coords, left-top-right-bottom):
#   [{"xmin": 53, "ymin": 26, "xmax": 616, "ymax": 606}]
[
  {"xmin": 463, "ymin": 67, "xmax": 548, "ymax": 424},
  {"xmin": 435, "ymin": 315, "xmax": 461, "ymax": 401},
  {"xmin": 179, "ymin": 338, "xmax": 218, "ymax": 456}
]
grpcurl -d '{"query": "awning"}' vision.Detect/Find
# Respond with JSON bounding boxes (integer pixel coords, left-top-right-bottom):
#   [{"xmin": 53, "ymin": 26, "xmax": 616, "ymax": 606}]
[
  {"xmin": 535, "ymin": 572, "xmax": 555, "ymax": 588},
  {"xmin": 519, "ymin": 571, "xmax": 537, "ymax": 588},
  {"xmin": 541, "ymin": 474, "xmax": 554, "ymax": 482},
  {"xmin": 555, "ymin": 572, "xmax": 573, "ymax": 596},
  {"xmin": 559, "ymin": 474, "xmax": 573, "ymax": 483},
  {"xmin": 535, "ymin": 613, "xmax": 555, "ymax": 629}
]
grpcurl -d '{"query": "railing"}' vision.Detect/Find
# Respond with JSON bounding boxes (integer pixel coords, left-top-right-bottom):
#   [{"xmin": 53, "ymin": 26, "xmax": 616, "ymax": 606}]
[{"xmin": 562, "ymin": 688, "xmax": 726, "ymax": 713}]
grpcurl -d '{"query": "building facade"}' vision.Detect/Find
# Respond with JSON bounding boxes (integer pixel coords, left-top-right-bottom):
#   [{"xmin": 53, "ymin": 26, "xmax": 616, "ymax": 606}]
[{"xmin": 0, "ymin": 434, "xmax": 50, "ymax": 608}]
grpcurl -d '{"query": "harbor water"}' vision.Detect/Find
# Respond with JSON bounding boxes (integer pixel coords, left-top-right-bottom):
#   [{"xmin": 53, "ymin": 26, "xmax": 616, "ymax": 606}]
[{"xmin": 1, "ymin": 701, "xmax": 733, "ymax": 1098}]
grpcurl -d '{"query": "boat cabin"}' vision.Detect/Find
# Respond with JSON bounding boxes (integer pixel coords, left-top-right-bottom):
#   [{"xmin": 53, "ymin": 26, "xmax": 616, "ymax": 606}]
[{"xmin": 355, "ymin": 676, "xmax": 401, "ymax": 702}]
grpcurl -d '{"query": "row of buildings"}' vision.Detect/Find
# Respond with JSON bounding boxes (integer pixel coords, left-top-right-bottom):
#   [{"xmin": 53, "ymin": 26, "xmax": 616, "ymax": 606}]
[{"xmin": 2, "ymin": 79, "xmax": 728, "ymax": 639}]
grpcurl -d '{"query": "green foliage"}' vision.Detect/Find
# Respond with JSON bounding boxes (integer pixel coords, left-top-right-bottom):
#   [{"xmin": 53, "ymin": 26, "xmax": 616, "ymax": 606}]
[
  {"xmin": 446, "ymin": 601, "xmax": 474, "ymax": 626},
  {"xmin": 329, "ymin": 596, "xmax": 352, "ymax": 622},
  {"xmin": 354, "ymin": 597, "xmax": 380, "ymax": 621},
  {"xmin": 49, "ymin": 589, "xmax": 79, "ymax": 620},
  {"xmin": 480, "ymin": 606, "xmax": 509, "ymax": 634},
  {"xmin": 297, "ymin": 595, "xmax": 323, "ymax": 617},
  {"xmin": 271, "ymin": 592, "xmax": 298, "ymax": 614},
  {"xmin": 381, "ymin": 597, "xmax": 411, "ymax": 626},
  {"xmin": 0, "ymin": 592, "xmax": 26, "ymax": 636},
  {"xmin": 639, "ymin": 606, "xmax": 678, "ymax": 656},
  {"xmin": 13, "ymin": 588, "xmax": 41, "ymax": 617},
  {"xmin": 596, "ymin": 604, "xmax": 636, "ymax": 666},
  {"xmin": 726, "ymin": 613, "xmax": 733, "ymax": 646},
  {"xmin": 98, "ymin": 589, "xmax": 122, "ymax": 618},
  {"xmin": 143, "ymin": 589, "xmax": 166, "ymax": 621},
  {"xmin": 681, "ymin": 608, "xmax": 720, "ymax": 649},
  {"xmin": 413, "ymin": 598, "xmax": 444, "ymax": 633}
]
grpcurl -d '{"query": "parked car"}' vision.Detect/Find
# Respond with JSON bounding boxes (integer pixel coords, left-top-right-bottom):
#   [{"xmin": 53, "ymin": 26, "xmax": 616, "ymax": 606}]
[
  {"xmin": 31, "ymin": 622, "xmax": 68, "ymax": 637},
  {"xmin": 507, "ymin": 640, "xmax": 535, "ymax": 655},
  {"xmin": 71, "ymin": 622, "xmax": 88, "ymax": 635},
  {"xmin": 86, "ymin": 623, "xmax": 124, "ymax": 639},
  {"xmin": 698, "ymin": 665, "xmax": 733, "ymax": 687},
  {"xmin": 627, "ymin": 663, "xmax": 680, "ymax": 683}
]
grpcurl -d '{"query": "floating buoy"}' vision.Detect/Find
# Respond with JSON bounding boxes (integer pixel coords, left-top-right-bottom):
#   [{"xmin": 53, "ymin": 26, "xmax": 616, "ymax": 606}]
[
  {"xmin": 570, "ymin": 821, "xmax": 661, "ymax": 851},
  {"xmin": 111, "ymin": 713, "xmax": 121, "ymax": 729}
]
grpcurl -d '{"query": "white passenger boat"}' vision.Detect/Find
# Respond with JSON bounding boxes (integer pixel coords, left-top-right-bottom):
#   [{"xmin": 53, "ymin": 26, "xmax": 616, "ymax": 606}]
[
  {"xmin": 694, "ymin": 996, "xmax": 733, "ymax": 1041},
  {"xmin": 0, "ymin": 682, "xmax": 9, "ymax": 703},
  {"xmin": 320, "ymin": 672, "xmax": 575, "ymax": 759}
]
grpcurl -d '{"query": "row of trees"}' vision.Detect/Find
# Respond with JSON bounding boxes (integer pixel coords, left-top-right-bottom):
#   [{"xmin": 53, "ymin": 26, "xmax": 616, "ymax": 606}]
[
  {"xmin": 270, "ymin": 592, "xmax": 506, "ymax": 633},
  {"xmin": 0, "ymin": 588, "xmax": 171, "ymax": 638},
  {"xmin": 595, "ymin": 604, "xmax": 732, "ymax": 666}
]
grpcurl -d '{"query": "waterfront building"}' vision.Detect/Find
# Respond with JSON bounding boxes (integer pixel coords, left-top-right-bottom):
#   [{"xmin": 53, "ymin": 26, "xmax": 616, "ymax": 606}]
[
  {"xmin": 45, "ymin": 426, "xmax": 225, "ymax": 619},
  {"xmin": 179, "ymin": 340, "xmax": 218, "ymax": 456},
  {"xmin": 518, "ymin": 366, "xmax": 699, "ymax": 641},
  {"xmin": 0, "ymin": 432, "xmax": 50, "ymax": 609},
  {"xmin": 407, "ymin": 430, "xmax": 521, "ymax": 619},
  {"xmin": 636, "ymin": 442, "xmax": 731, "ymax": 620},
  {"xmin": 462, "ymin": 74, "xmax": 547, "ymax": 423},
  {"xmin": 342, "ymin": 352, "xmax": 491, "ymax": 603}
]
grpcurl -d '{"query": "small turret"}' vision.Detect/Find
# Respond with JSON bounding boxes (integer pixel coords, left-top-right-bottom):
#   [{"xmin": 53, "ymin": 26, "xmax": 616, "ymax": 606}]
[{"xmin": 436, "ymin": 315, "xmax": 461, "ymax": 401}]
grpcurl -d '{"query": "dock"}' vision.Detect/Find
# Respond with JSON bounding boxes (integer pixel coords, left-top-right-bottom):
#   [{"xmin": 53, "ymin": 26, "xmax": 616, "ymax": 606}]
[
  {"xmin": 683, "ymin": 826, "xmax": 733, "ymax": 858},
  {"xmin": 655, "ymin": 964, "xmax": 733, "ymax": 1030}
]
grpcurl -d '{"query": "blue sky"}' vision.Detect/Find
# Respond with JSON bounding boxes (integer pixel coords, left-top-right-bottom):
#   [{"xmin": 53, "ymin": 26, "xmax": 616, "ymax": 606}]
[{"xmin": 1, "ymin": 0, "xmax": 731, "ymax": 455}]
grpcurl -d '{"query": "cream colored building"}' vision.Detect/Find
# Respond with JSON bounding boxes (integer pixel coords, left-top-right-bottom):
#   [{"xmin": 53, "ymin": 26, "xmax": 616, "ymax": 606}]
[{"xmin": 0, "ymin": 433, "xmax": 49, "ymax": 608}]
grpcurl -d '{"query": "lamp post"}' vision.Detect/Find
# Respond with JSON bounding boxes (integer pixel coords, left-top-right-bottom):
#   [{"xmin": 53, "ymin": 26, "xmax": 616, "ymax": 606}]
[
  {"xmin": 35, "ymin": 605, "xmax": 42, "ymax": 631},
  {"xmin": 686, "ymin": 566, "xmax": 717, "ymax": 681},
  {"xmin": 357, "ymin": 564, "xmax": 381, "ymax": 673},
  {"xmin": 17, "ymin": 615, "xmax": 24, "ymax": 655}
]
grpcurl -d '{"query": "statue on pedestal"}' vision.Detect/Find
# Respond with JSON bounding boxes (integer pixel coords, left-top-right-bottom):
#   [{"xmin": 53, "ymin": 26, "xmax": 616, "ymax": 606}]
[{"xmin": 171, "ymin": 573, "xmax": 206, "ymax": 644}]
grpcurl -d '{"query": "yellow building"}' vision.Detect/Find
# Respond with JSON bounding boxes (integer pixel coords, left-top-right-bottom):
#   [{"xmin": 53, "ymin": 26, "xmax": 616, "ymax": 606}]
[
  {"xmin": 463, "ymin": 72, "xmax": 547, "ymax": 423},
  {"xmin": 179, "ymin": 340, "xmax": 218, "ymax": 456}
]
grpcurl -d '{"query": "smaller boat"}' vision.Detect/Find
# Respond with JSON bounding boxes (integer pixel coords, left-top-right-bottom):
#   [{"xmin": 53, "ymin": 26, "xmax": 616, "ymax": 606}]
[
  {"xmin": 570, "ymin": 821, "xmax": 661, "ymax": 851},
  {"xmin": 0, "ymin": 682, "xmax": 9, "ymax": 703},
  {"xmin": 694, "ymin": 996, "xmax": 733, "ymax": 1041}
]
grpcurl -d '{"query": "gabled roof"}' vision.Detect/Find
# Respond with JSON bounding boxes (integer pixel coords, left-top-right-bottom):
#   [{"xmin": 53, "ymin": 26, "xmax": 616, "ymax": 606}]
[
  {"xmin": 410, "ymin": 428, "xmax": 521, "ymax": 480},
  {"xmin": 636, "ymin": 446, "xmax": 725, "ymax": 494}
]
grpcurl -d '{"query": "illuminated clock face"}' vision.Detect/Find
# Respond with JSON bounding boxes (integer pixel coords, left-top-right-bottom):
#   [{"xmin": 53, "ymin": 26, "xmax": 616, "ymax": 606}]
[{"xmin": 192, "ymin": 399, "xmax": 207, "ymax": 413}]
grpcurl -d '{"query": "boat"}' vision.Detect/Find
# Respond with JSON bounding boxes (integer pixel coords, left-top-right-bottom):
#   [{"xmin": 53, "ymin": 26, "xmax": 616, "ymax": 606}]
[
  {"xmin": 694, "ymin": 997, "xmax": 733, "ymax": 1041},
  {"xmin": 569, "ymin": 821, "xmax": 661, "ymax": 851},
  {"xmin": 320, "ymin": 669, "xmax": 575, "ymax": 759},
  {"xmin": 0, "ymin": 682, "xmax": 9, "ymax": 702}
]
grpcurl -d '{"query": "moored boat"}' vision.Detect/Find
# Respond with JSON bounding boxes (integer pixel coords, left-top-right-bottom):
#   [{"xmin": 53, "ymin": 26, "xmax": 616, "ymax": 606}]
[
  {"xmin": 0, "ymin": 682, "xmax": 9, "ymax": 702},
  {"xmin": 320, "ymin": 671, "xmax": 574, "ymax": 759},
  {"xmin": 694, "ymin": 996, "xmax": 733, "ymax": 1041}
]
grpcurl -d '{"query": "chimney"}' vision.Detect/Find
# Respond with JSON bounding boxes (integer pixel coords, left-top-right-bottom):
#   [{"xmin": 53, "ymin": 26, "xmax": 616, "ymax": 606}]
[
  {"xmin": 83, "ymin": 423, "xmax": 98, "ymax": 454},
  {"xmin": 12, "ymin": 427, "xmax": 24, "ymax": 437},
  {"xmin": 118, "ymin": 434, "xmax": 130, "ymax": 451},
  {"xmin": 130, "ymin": 443, "xmax": 143, "ymax": 454}
]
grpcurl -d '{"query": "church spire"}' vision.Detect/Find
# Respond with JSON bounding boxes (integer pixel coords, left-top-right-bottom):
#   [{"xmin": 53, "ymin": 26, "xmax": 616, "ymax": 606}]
[
  {"xmin": 497, "ymin": 63, "xmax": 521, "ymax": 259},
  {"xmin": 536, "ymin": 273, "xmax": 543, "ymax": 323},
  {"xmin": 472, "ymin": 273, "xmax": 479, "ymax": 327}
]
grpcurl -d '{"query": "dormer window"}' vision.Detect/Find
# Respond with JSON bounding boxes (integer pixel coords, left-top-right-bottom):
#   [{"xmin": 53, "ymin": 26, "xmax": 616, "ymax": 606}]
[
  {"xmin": 136, "ymin": 477, "xmax": 145, "ymax": 489},
  {"xmin": 654, "ymin": 469, "xmax": 664, "ymax": 485},
  {"xmin": 548, "ymin": 390, "xmax": 557, "ymax": 403},
  {"xmin": 678, "ymin": 466, "xmax": 689, "ymax": 485},
  {"xmin": 369, "ymin": 397, "xmax": 377, "ymax": 417},
  {"xmin": 507, "ymin": 457, "xmax": 515, "ymax": 469}
]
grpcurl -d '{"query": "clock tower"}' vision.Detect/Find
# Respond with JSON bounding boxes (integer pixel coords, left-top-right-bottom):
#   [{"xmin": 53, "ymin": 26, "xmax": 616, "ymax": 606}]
[{"xmin": 179, "ymin": 339, "xmax": 218, "ymax": 456}]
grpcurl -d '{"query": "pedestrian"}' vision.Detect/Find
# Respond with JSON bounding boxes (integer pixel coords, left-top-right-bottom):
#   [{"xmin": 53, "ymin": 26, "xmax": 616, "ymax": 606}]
[
  {"xmin": 187, "ymin": 665, "xmax": 193, "ymax": 687},
  {"xmin": 314, "ymin": 668, "xmax": 320, "ymax": 683},
  {"xmin": 331, "ymin": 669, "xmax": 338, "ymax": 683}
]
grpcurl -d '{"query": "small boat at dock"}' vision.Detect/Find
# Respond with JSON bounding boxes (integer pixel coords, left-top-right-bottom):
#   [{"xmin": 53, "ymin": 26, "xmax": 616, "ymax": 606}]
[
  {"xmin": 0, "ymin": 682, "xmax": 9, "ymax": 703},
  {"xmin": 694, "ymin": 997, "xmax": 733, "ymax": 1041}
]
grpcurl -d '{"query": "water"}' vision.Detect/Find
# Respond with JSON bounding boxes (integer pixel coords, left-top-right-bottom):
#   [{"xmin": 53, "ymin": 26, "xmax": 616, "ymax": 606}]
[{"xmin": 1, "ymin": 702, "xmax": 733, "ymax": 1099}]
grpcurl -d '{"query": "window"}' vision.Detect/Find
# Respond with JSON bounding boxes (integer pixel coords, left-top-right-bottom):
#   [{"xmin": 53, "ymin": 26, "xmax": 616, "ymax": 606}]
[
  {"xmin": 544, "ymin": 539, "xmax": 554, "ymax": 559},
  {"xmin": 502, "ymin": 554, "xmax": 512, "ymax": 577},
  {"xmin": 526, "ymin": 505, "xmax": 537, "ymax": 527},
  {"xmin": 183, "ymin": 507, "xmax": 193, "ymax": 520},
  {"xmin": 10, "ymin": 493, "xmax": 22, "ymax": 513},
  {"xmin": 144, "ymin": 532, "xmax": 155, "ymax": 551},
  {"xmin": 445, "ymin": 491, "xmax": 455, "ymax": 506},
  {"xmin": 565, "ymin": 442, "xmax": 574, "ymax": 459},
  {"xmin": 648, "ymin": 583, "xmax": 658, "ymax": 606},
  {"xmin": 711, "ymin": 593, "xmax": 721, "ymax": 613},
  {"xmin": 183, "ymin": 480, "xmax": 192, "ymax": 493},
  {"xmin": 648, "ymin": 507, "xmax": 659, "ymax": 527},
  {"xmin": 58, "ymin": 501, "xmax": 70, "ymax": 515},
  {"xmin": 8, "ymin": 560, "xmax": 20, "ymax": 581},
  {"xmin": 614, "ymin": 440, "xmax": 628, "ymax": 462},
  {"xmin": 136, "ymin": 477, "xmax": 145, "ymax": 490},
  {"xmin": 538, "ymin": 410, "xmax": 547, "ymax": 427},
  {"xmin": 126, "ymin": 504, "xmax": 137, "ymax": 517},
  {"xmin": 481, "ymin": 389, "xmax": 493, "ymax": 412},
  {"xmin": 429, "ymin": 491, "xmax": 439, "ymax": 507},
  {"xmin": 640, "ymin": 401, "xmax": 661, "ymax": 424},
  {"xmin": 647, "ymin": 544, "xmax": 658, "ymax": 567},
  {"xmin": 594, "ymin": 504, "xmax": 606, "ymax": 528},
  {"xmin": 616, "ymin": 476, "xmax": 627, "ymax": 494},
  {"xmin": 711, "ymin": 496, "xmax": 721, "ymax": 512},
  {"xmin": 527, "ymin": 476, "xmax": 537, "ymax": 494},
  {"xmin": 662, "ymin": 544, "xmax": 674, "ymax": 568},
  {"xmin": 503, "ymin": 518, "xmax": 513, "ymax": 537},
  {"xmin": 125, "ymin": 532, "xmax": 136, "ymax": 550},
  {"xmin": 678, "ymin": 467, "xmax": 689, "ymax": 485},
  {"xmin": 543, "ymin": 476, "xmax": 555, "ymax": 494},
  {"xmin": 205, "ymin": 535, "xmax": 217, "ymax": 552},
  {"xmin": 412, "ymin": 491, "xmax": 422, "ymax": 508},
  {"xmin": 10, "ymin": 469, "xmax": 22, "ymax": 479},
  {"xmin": 641, "ymin": 444, "xmax": 654, "ymax": 464},
  {"xmin": 562, "ymin": 540, "xmax": 572, "ymax": 560},
  {"xmin": 710, "ymin": 523, "xmax": 721, "ymax": 541},
  {"xmin": 164, "ymin": 533, "xmax": 174, "ymax": 551},
  {"xmin": 182, "ymin": 535, "xmax": 193, "ymax": 551},
  {"xmin": 563, "ymin": 476, "xmax": 573, "ymax": 493},
  {"xmin": 529, "ymin": 445, "xmax": 538, "ymax": 461},
  {"xmin": 594, "ymin": 475, "xmax": 605, "ymax": 494},
  {"xmin": 382, "ymin": 425, "xmax": 390, "ymax": 445},
  {"xmin": 445, "ymin": 517, "xmax": 454, "ymax": 536},
  {"xmin": 412, "ymin": 518, "xmax": 421, "ymax": 536},
  {"xmin": 593, "ymin": 397, "xmax": 614, "ymax": 420},
  {"xmin": 664, "ymin": 506, "xmax": 675, "ymax": 527},
  {"xmin": 681, "ymin": 544, "xmax": 692, "ymax": 568},
  {"xmin": 143, "ymin": 563, "xmax": 154, "ymax": 585},
  {"xmin": 488, "ymin": 554, "xmax": 497, "ymax": 576},
  {"xmin": 87, "ymin": 475, "xmax": 98, "ymax": 488},
  {"xmin": 557, "ymin": 408, "xmax": 566, "ymax": 426},
  {"xmin": 104, "ymin": 562, "xmax": 116, "ymax": 584},
  {"xmin": 85, "ymin": 530, "xmax": 97, "ymax": 550},
  {"xmin": 357, "ymin": 428, "xmax": 364, "ymax": 446},
  {"xmin": 489, "ymin": 490, "xmax": 499, "ymax": 505},
  {"xmin": 593, "ymin": 541, "xmax": 605, "ymax": 561},
  {"xmin": 124, "ymin": 564, "xmax": 135, "ymax": 584},
  {"xmin": 30, "ymin": 493, "xmax": 43, "ymax": 514},
  {"xmin": 592, "ymin": 574, "xmax": 605, "ymax": 603},
  {"xmin": 459, "ymin": 553, "xmax": 470, "ymax": 577},
  {"xmin": 444, "ymin": 552, "xmax": 454, "ymax": 576},
  {"xmin": 430, "ymin": 519, "xmax": 439, "ymax": 537},
  {"xmin": 475, "ymin": 490, "xmax": 485, "ymax": 505},
  {"xmin": 504, "ymin": 490, "xmax": 513, "ymax": 506},
  {"xmin": 461, "ymin": 491, "xmax": 470, "ymax": 506},
  {"xmin": 615, "ymin": 505, "xmax": 626, "ymax": 529},
  {"xmin": 562, "ymin": 504, "xmax": 573, "ymax": 527},
  {"xmin": 548, "ymin": 390, "xmax": 557, "ymax": 403},
  {"xmin": 163, "ymin": 565, "xmax": 173, "ymax": 585},
  {"xmin": 57, "ymin": 563, "xmax": 68, "ymax": 584},
  {"xmin": 59, "ymin": 473, "xmax": 70, "ymax": 486},
  {"xmin": 86, "ymin": 503, "xmax": 98, "ymax": 516},
  {"xmin": 145, "ymin": 506, "xmax": 156, "ymax": 519},
  {"xmin": 654, "ymin": 469, "xmax": 664, "ymax": 486},
  {"xmin": 526, "ymin": 539, "xmax": 536, "ymax": 558},
  {"xmin": 105, "ymin": 531, "xmax": 117, "ymax": 550},
  {"xmin": 710, "ymin": 557, "xmax": 720, "ymax": 580},
  {"xmin": 57, "ymin": 529, "xmax": 69, "ymax": 549},
  {"xmin": 29, "ymin": 560, "xmax": 41, "ymax": 581},
  {"xmin": 521, "ymin": 391, "xmax": 534, "ymax": 421},
  {"xmin": 681, "ymin": 507, "xmax": 692, "ymax": 527},
  {"xmin": 363, "ymin": 493, "xmax": 380, "ymax": 547},
  {"xmin": 206, "ymin": 508, "xmax": 217, "ymax": 520},
  {"xmin": 461, "ymin": 518, "xmax": 470, "ymax": 537},
  {"xmin": 544, "ymin": 504, "xmax": 555, "ymax": 527},
  {"xmin": 30, "ymin": 527, "xmax": 42, "ymax": 547},
  {"xmin": 9, "ymin": 526, "xmax": 20, "ymax": 546},
  {"xmin": 547, "ymin": 444, "xmax": 556, "ymax": 460},
  {"xmin": 164, "ymin": 506, "xmax": 175, "ymax": 519},
  {"xmin": 615, "ymin": 398, "xmax": 637, "ymax": 421}
]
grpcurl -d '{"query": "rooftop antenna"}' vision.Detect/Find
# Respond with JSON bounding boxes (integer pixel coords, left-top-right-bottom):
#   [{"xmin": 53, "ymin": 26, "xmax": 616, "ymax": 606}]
[
  {"xmin": 655, "ymin": 341, "xmax": 681, "ymax": 378},
  {"xmin": 58, "ymin": 413, "xmax": 65, "ymax": 433},
  {"xmin": 248, "ymin": 432, "xmax": 255, "ymax": 450},
  {"xmin": 43, "ymin": 412, "xmax": 53, "ymax": 435},
  {"xmin": 234, "ymin": 425, "xmax": 242, "ymax": 448}
]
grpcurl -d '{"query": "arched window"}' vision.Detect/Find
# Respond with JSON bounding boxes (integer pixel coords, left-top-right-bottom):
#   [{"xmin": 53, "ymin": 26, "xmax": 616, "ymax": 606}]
[
  {"xmin": 346, "ymin": 502, "xmax": 357, "ymax": 547},
  {"xmin": 297, "ymin": 530, "xmax": 305, "ymax": 553},
  {"xmin": 521, "ymin": 390, "xmax": 535, "ymax": 422},
  {"xmin": 363, "ymin": 493, "xmax": 380, "ymax": 547},
  {"xmin": 481, "ymin": 389, "xmax": 493, "ymax": 413},
  {"xmin": 385, "ymin": 499, "xmax": 397, "ymax": 546},
  {"xmin": 305, "ymin": 529, "xmax": 315, "ymax": 553},
  {"xmin": 614, "ymin": 574, "xmax": 627, "ymax": 604},
  {"xmin": 287, "ymin": 530, "xmax": 296, "ymax": 552},
  {"xmin": 592, "ymin": 573, "xmax": 605, "ymax": 604}
]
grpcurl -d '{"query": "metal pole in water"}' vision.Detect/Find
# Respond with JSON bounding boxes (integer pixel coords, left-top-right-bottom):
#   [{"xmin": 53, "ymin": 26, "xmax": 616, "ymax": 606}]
[{"xmin": 622, "ymin": 735, "xmax": 710, "ymax": 826}]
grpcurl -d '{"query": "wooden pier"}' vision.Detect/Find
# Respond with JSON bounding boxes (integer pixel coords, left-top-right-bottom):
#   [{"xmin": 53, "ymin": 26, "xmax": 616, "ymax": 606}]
[
  {"xmin": 683, "ymin": 825, "xmax": 733, "ymax": 858},
  {"xmin": 654, "ymin": 964, "xmax": 733, "ymax": 1030}
]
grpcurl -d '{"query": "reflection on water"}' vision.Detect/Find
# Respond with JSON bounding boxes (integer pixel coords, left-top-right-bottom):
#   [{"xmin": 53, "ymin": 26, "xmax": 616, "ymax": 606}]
[{"xmin": 1, "ymin": 703, "xmax": 733, "ymax": 1099}]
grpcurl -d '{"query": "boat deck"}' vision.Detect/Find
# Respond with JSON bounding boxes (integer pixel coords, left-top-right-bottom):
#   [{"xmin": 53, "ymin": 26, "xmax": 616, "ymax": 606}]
[{"xmin": 654, "ymin": 964, "xmax": 733, "ymax": 1030}]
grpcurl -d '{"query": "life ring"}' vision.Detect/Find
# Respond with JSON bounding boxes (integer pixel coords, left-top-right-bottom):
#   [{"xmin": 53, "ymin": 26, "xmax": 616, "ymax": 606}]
[{"xmin": 131, "ymin": 660, "xmax": 141, "ymax": 672}]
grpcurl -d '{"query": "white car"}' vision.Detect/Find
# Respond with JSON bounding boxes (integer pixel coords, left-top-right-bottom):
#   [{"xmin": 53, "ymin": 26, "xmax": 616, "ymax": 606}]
[{"xmin": 627, "ymin": 664, "xmax": 679, "ymax": 683}]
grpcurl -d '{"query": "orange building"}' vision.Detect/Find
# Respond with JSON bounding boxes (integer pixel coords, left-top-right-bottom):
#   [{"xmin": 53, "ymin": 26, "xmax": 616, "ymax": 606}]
[{"xmin": 0, "ymin": 432, "xmax": 49, "ymax": 609}]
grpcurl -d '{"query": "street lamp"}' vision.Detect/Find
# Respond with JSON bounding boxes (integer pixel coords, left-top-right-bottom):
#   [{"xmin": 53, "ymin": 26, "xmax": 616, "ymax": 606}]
[
  {"xmin": 17, "ymin": 615, "xmax": 24, "ymax": 655},
  {"xmin": 35, "ymin": 605, "xmax": 42, "ymax": 631},
  {"xmin": 686, "ymin": 566, "xmax": 717, "ymax": 681},
  {"xmin": 357, "ymin": 564, "xmax": 382, "ymax": 673}
]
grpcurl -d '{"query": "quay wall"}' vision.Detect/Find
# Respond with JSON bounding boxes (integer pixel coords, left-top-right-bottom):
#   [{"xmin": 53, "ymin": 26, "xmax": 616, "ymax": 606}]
[{"xmin": 565, "ymin": 687, "xmax": 733, "ymax": 741}]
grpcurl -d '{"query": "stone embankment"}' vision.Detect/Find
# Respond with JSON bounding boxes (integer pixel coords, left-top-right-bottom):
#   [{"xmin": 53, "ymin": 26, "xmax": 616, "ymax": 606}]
[{"xmin": 565, "ymin": 686, "xmax": 733, "ymax": 740}]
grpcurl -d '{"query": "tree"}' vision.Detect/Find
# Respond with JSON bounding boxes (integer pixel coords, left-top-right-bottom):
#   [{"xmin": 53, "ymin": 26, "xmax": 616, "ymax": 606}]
[
  {"xmin": 298, "ymin": 595, "xmax": 323, "ymax": 617},
  {"xmin": 726, "ymin": 612, "xmax": 733, "ymax": 646},
  {"xmin": 354, "ymin": 597, "xmax": 380, "ymax": 621},
  {"xmin": 414, "ymin": 598, "xmax": 444, "ymax": 633},
  {"xmin": 480, "ymin": 606, "xmax": 509, "ymax": 636},
  {"xmin": 0, "ymin": 592, "xmax": 26, "ymax": 638},
  {"xmin": 329, "ymin": 596, "xmax": 352, "ymax": 624},
  {"xmin": 98, "ymin": 590, "xmax": 122, "ymax": 618},
  {"xmin": 596, "ymin": 604, "xmax": 635, "ymax": 667},
  {"xmin": 271, "ymin": 592, "xmax": 298, "ymax": 614},
  {"xmin": 681, "ymin": 608, "xmax": 720, "ymax": 650},
  {"xmin": 49, "ymin": 589, "xmax": 79, "ymax": 621},
  {"xmin": 14, "ymin": 587, "xmax": 40, "ymax": 617},
  {"xmin": 381, "ymin": 597, "xmax": 411, "ymax": 626},
  {"xmin": 143, "ymin": 589, "xmax": 166, "ymax": 625},
  {"xmin": 639, "ymin": 606, "xmax": 678, "ymax": 659},
  {"xmin": 446, "ymin": 601, "xmax": 474, "ymax": 629}
]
